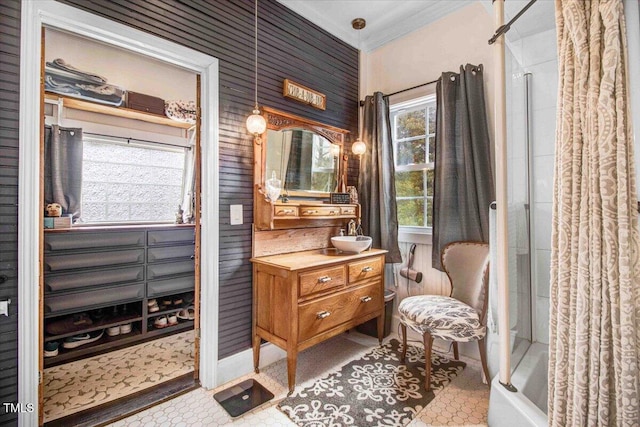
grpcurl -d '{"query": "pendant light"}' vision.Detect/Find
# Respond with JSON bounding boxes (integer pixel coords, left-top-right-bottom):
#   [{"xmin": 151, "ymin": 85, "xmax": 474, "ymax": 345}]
[
  {"xmin": 351, "ymin": 18, "xmax": 367, "ymax": 156},
  {"xmin": 246, "ymin": 0, "xmax": 267, "ymax": 138}
]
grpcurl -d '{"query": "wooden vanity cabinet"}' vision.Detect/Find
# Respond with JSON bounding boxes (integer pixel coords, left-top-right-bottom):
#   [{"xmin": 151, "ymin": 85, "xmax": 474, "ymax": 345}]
[{"xmin": 251, "ymin": 248, "xmax": 387, "ymax": 393}]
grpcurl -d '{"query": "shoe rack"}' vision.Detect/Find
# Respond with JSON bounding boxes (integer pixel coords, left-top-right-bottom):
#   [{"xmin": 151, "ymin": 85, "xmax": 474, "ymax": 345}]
[{"xmin": 43, "ymin": 225, "xmax": 196, "ymax": 368}]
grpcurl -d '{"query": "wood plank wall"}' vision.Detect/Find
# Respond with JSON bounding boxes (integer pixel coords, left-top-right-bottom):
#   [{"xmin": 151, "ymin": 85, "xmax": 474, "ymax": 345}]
[
  {"xmin": 46, "ymin": 0, "xmax": 359, "ymax": 360},
  {"xmin": 0, "ymin": 0, "xmax": 21, "ymax": 424}
]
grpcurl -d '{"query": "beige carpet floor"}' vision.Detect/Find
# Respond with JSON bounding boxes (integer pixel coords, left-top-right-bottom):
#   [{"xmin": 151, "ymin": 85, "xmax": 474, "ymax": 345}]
[{"xmin": 43, "ymin": 330, "xmax": 194, "ymax": 422}]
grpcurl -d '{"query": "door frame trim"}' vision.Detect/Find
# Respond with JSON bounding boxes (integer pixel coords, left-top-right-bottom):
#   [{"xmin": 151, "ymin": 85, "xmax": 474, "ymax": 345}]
[{"xmin": 19, "ymin": 1, "xmax": 220, "ymax": 424}]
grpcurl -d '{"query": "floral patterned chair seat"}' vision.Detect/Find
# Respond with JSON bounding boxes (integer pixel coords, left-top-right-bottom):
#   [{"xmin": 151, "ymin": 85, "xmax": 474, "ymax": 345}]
[{"xmin": 399, "ymin": 295, "xmax": 486, "ymax": 342}]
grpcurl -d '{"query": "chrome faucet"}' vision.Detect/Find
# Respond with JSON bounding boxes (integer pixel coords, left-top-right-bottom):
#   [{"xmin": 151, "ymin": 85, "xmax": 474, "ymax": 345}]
[{"xmin": 347, "ymin": 219, "xmax": 357, "ymax": 236}]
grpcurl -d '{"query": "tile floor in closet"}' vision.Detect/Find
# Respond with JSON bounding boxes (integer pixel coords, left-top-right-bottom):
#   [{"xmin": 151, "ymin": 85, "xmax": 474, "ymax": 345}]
[{"xmin": 108, "ymin": 331, "xmax": 489, "ymax": 426}]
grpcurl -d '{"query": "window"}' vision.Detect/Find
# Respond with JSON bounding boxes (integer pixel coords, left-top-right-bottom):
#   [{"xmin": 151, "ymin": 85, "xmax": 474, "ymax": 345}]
[
  {"xmin": 81, "ymin": 137, "xmax": 187, "ymax": 223},
  {"xmin": 391, "ymin": 96, "xmax": 436, "ymax": 231}
]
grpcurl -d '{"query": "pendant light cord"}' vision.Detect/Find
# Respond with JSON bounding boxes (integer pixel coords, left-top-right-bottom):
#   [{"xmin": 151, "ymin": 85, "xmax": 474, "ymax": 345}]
[{"xmin": 254, "ymin": 0, "xmax": 259, "ymax": 109}]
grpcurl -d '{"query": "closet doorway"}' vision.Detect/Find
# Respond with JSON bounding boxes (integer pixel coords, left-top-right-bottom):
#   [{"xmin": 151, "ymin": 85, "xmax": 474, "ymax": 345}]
[
  {"xmin": 41, "ymin": 27, "xmax": 200, "ymax": 424},
  {"xmin": 18, "ymin": 2, "xmax": 219, "ymax": 426}
]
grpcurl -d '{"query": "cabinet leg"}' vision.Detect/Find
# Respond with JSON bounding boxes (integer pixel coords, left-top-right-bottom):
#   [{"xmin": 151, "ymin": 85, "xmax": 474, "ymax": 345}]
[
  {"xmin": 252, "ymin": 334, "xmax": 261, "ymax": 374},
  {"xmin": 287, "ymin": 350, "xmax": 297, "ymax": 395},
  {"xmin": 377, "ymin": 314, "xmax": 384, "ymax": 345}
]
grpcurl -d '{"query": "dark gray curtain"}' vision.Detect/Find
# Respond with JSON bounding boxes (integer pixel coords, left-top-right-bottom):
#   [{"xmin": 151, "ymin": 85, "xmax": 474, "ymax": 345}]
[
  {"xmin": 432, "ymin": 64, "xmax": 494, "ymax": 271},
  {"xmin": 358, "ymin": 92, "xmax": 402, "ymax": 264},
  {"xmin": 44, "ymin": 125, "xmax": 83, "ymax": 220}
]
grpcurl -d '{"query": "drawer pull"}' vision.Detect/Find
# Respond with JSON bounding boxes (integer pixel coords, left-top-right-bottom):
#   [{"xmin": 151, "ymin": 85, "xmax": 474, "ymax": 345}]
[
  {"xmin": 361, "ymin": 266, "xmax": 374, "ymax": 273},
  {"xmin": 317, "ymin": 276, "xmax": 332, "ymax": 283},
  {"xmin": 360, "ymin": 296, "xmax": 372, "ymax": 303},
  {"xmin": 329, "ymin": 210, "xmax": 338, "ymax": 215},
  {"xmin": 277, "ymin": 209, "xmax": 295, "ymax": 215},
  {"xmin": 303, "ymin": 210, "xmax": 318, "ymax": 215},
  {"xmin": 316, "ymin": 311, "xmax": 331, "ymax": 319}
]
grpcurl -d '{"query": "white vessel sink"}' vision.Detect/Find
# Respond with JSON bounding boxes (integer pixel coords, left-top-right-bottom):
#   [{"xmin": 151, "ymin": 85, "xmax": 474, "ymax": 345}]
[{"xmin": 330, "ymin": 236, "xmax": 372, "ymax": 253}]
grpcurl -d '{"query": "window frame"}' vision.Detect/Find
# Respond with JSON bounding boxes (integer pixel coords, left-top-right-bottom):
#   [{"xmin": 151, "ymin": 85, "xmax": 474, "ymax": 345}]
[
  {"xmin": 390, "ymin": 95, "xmax": 437, "ymax": 237},
  {"xmin": 79, "ymin": 135, "xmax": 190, "ymax": 225}
]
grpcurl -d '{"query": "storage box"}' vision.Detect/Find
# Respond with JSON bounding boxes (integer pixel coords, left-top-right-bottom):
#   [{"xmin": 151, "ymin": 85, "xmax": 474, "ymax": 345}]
[
  {"xmin": 125, "ymin": 91, "xmax": 165, "ymax": 116},
  {"xmin": 53, "ymin": 215, "xmax": 72, "ymax": 229},
  {"xmin": 44, "ymin": 217, "xmax": 54, "ymax": 229}
]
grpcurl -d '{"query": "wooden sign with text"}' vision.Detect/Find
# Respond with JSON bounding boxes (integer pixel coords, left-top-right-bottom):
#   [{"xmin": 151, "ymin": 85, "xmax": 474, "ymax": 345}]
[{"xmin": 283, "ymin": 79, "xmax": 326, "ymax": 110}]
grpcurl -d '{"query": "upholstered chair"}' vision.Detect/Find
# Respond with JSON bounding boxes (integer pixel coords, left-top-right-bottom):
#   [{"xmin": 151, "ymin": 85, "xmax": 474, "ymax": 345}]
[{"xmin": 398, "ymin": 241, "xmax": 491, "ymax": 391}]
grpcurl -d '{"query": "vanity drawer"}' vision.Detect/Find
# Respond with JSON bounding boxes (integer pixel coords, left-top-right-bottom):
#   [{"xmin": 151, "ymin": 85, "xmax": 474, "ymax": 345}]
[
  {"xmin": 148, "ymin": 228, "xmax": 194, "ymax": 246},
  {"xmin": 44, "ymin": 249, "xmax": 145, "ymax": 272},
  {"xmin": 274, "ymin": 205, "xmax": 298, "ymax": 217},
  {"xmin": 298, "ymin": 282, "xmax": 382, "ymax": 342},
  {"xmin": 44, "ymin": 266, "xmax": 144, "ymax": 293},
  {"xmin": 348, "ymin": 256, "xmax": 383, "ymax": 283},
  {"xmin": 147, "ymin": 259, "xmax": 194, "ymax": 280},
  {"xmin": 298, "ymin": 265, "xmax": 345, "ymax": 298},
  {"xmin": 44, "ymin": 283, "xmax": 145, "ymax": 315},
  {"xmin": 300, "ymin": 206, "xmax": 341, "ymax": 217},
  {"xmin": 44, "ymin": 231, "xmax": 145, "ymax": 252},
  {"xmin": 340, "ymin": 206, "xmax": 357, "ymax": 216}
]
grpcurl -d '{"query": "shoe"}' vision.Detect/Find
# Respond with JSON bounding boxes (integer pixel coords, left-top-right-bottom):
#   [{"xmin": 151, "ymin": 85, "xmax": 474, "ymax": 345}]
[
  {"xmin": 119, "ymin": 323, "xmax": 132, "ymax": 334},
  {"xmin": 182, "ymin": 292, "xmax": 195, "ymax": 306},
  {"xmin": 46, "ymin": 313, "xmax": 93, "ymax": 336},
  {"xmin": 44, "ymin": 341, "xmax": 59, "ymax": 357},
  {"xmin": 148, "ymin": 299, "xmax": 159, "ymax": 313},
  {"xmin": 161, "ymin": 298, "xmax": 173, "ymax": 308},
  {"xmin": 177, "ymin": 307, "xmax": 195, "ymax": 321},
  {"xmin": 89, "ymin": 308, "xmax": 106, "ymax": 322},
  {"xmin": 153, "ymin": 315, "xmax": 168, "ymax": 329},
  {"xmin": 106, "ymin": 325, "xmax": 121, "ymax": 336},
  {"xmin": 172, "ymin": 296, "xmax": 184, "ymax": 306},
  {"xmin": 167, "ymin": 314, "xmax": 178, "ymax": 326},
  {"xmin": 62, "ymin": 329, "xmax": 104, "ymax": 349}
]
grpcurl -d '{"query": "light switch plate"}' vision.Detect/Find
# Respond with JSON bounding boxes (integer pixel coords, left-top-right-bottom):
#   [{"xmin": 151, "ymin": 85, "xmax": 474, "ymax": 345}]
[{"xmin": 230, "ymin": 204, "xmax": 243, "ymax": 225}]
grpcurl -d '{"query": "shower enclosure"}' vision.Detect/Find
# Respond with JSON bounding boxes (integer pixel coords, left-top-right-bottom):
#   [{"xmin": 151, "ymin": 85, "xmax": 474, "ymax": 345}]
[{"xmin": 488, "ymin": 0, "xmax": 556, "ymax": 425}]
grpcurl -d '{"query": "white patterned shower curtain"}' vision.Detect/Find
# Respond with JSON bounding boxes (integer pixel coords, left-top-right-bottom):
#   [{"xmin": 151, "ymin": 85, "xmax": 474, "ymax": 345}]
[{"xmin": 549, "ymin": 1, "xmax": 640, "ymax": 426}]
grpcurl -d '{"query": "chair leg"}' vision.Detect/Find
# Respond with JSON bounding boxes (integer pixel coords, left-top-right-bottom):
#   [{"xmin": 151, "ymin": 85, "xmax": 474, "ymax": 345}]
[
  {"xmin": 423, "ymin": 332, "xmax": 433, "ymax": 391},
  {"xmin": 453, "ymin": 342, "xmax": 459, "ymax": 360},
  {"xmin": 478, "ymin": 338, "xmax": 491, "ymax": 386},
  {"xmin": 400, "ymin": 323, "xmax": 407, "ymax": 363}
]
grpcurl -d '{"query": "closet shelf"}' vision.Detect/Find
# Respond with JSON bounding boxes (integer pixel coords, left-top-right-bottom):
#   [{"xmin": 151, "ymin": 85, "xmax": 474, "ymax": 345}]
[{"xmin": 45, "ymin": 92, "xmax": 193, "ymax": 130}]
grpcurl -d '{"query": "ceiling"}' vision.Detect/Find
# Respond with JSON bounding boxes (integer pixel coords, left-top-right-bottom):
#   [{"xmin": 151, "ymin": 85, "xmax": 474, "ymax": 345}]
[{"xmin": 276, "ymin": 0, "xmax": 556, "ymax": 52}]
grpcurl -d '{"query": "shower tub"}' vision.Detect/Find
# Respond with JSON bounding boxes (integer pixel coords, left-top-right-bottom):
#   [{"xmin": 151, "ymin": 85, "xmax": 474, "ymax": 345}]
[{"xmin": 488, "ymin": 342, "xmax": 548, "ymax": 426}]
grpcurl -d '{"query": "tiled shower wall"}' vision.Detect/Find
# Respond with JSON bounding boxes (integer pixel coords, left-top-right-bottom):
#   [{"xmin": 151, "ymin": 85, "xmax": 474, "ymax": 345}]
[{"xmin": 508, "ymin": 27, "xmax": 558, "ymax": 345}]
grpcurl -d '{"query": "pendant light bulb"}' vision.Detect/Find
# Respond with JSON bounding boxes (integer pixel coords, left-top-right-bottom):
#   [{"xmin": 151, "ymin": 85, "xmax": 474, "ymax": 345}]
[
  {"xmin": 246, "ymin": 0, "xmax": 266, "ymax": 137},
  {"xmin": 246, "ymin": 106, "xmax": 266, "ymax": 135},
  {"xmin": 352, "ymin": 138, "xmax": 366, "ymax": 156}
]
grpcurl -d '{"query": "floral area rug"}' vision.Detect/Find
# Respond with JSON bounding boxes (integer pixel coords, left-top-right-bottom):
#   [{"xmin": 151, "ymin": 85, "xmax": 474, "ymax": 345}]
[{"xmin": 278, "ymin": 338, "xmax": 465, "ymax": 426}]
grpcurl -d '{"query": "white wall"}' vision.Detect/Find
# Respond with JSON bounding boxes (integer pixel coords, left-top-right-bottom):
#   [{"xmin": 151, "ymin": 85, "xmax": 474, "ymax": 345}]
[
  {"xmin": 362, "ymin": 2, "xmax": 496, "ymax": 359},
  {"xmin": 45, "ymin": 28, "xmax": 196, "ymax": 101}
]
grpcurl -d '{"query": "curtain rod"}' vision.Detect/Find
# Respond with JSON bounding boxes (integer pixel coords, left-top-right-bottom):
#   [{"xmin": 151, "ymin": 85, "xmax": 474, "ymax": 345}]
[
  {"xmin": 358, "ymin": 78, "xmax": 440, "ymax": 106},
  {"xmin": 83, "ymin": 132, "xmax": 190, "ymax": 149},
  {"xmin": 488, "ymin": 0, "xmax": 537, "ymax": 45}
]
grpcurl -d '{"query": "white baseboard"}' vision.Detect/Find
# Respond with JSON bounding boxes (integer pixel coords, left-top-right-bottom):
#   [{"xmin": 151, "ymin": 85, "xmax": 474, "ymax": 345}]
[{"xmin": 214, "ymin": 343, "xmax": 287, "ymax": 388}]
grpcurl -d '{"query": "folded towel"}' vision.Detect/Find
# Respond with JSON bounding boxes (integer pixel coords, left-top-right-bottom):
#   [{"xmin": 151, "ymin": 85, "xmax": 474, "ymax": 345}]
[
  {"xmin": 46, "ymin": 58, "xmax": 107, "ymax": 84},
  {"xmin": 45, "ymin": 69, "xmax": 125, "ymax": 107}
]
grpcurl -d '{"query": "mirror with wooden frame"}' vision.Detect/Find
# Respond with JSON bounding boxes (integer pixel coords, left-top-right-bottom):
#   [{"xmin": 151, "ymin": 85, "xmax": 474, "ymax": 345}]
[{"xmin": 253, "ymin": 107, "xmax": 359, "ymax": 230}]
